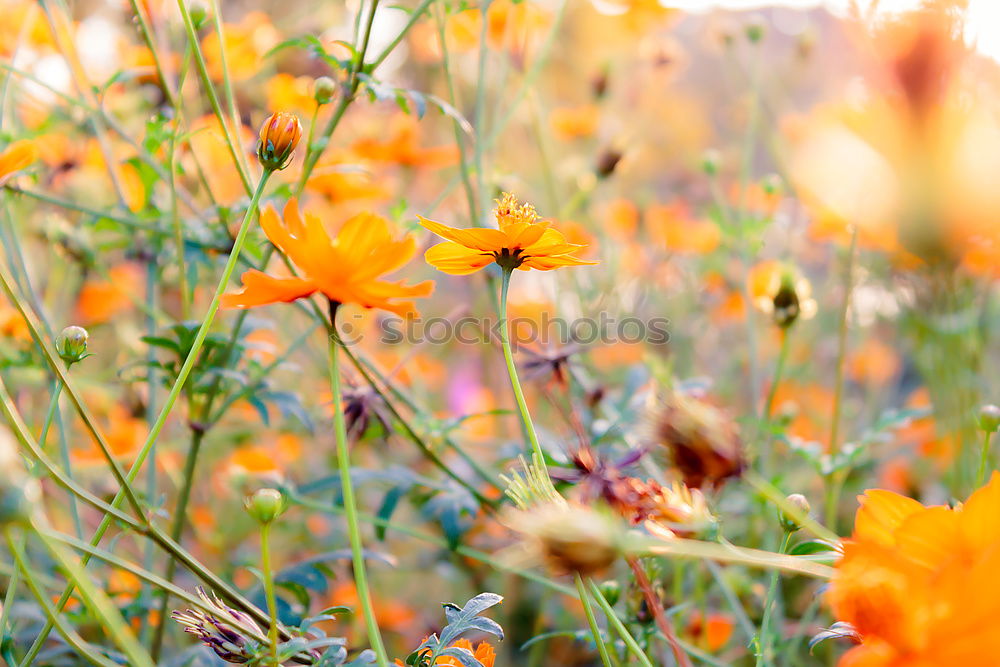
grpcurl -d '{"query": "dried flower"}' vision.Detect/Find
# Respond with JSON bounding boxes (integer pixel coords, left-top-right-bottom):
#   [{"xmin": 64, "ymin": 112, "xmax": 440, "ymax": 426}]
[
  {"xmin": 643, "ymin": 389, "xmax": 745, "ymax": 489},
  {"xmin": 256, "ymin": 112, "xmax": 302, "ymax": 171},
  {"xmin": 505, "ymin": 501, "xmax": 624, "ymax": 576},
  {"xmin": 172, "ymin": 587, "xmax": 264, "ymax": 663}
]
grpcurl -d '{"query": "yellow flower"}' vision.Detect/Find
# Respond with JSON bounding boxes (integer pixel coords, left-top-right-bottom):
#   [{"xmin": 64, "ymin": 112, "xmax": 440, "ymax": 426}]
[{"xmin": 418, "ymin": 193, "xmax": 597, "ymax": 274}]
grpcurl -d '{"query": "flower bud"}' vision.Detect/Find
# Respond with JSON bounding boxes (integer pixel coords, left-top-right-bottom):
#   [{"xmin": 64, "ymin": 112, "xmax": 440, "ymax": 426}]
[
  {"xmin": 745, "ymin": 16, "xmax": 766, "ymax": 43},
  {"xmin": 256, "ymin": 112, "xmax": 302, "ymax": 171},
  {"xmin": 313, "ymin": 77, "xmax": 337, "ymax": 106},
  {"xmin": 979, "ymin": 405, "xmax": 1000, "ymax": 433},
  {"xmin": 55, "ymin": 326, "xmax": 89, "ymax": 366},
  {"xmin": 245, "ymin": 488, "xmax": 286, "ymax": 524},
  {"xmin": 188, "ymin": 1, "xmax": 210, "ymax": 29},
  {"xmin": 597, "ymin": 580, "xmax": 621, "ymax": 607},
  {"xmin": 701, "ymin": 149, "xmax": 721, "ymax": 176},
  {"xmin": 779, "ymin": 493, "xmax": 811, "ymax": 533}
]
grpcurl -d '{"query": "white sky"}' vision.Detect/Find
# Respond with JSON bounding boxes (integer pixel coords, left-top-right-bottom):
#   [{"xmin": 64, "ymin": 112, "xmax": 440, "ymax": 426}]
[{"xmin": 665, "ymin": 0, "xmax": 1000, "ymax": 62}]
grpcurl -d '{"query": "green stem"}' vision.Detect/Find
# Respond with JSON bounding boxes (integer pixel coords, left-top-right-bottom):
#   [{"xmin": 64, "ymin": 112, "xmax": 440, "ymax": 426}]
[
  {"xmin": 0, "ymin": 531, "xmax": 22, "ymax": 663},
  {"xmin": 824, "ymin": 228, "xmax": 858, "ymax": 531},
  {"xmin": 261, "ymin": 522, "xmax": 280, "ymax": 665},
  {"xmin": 498, "ymin": 268, "xmax": 547, "ymax": 471},
  {"xmin": 587, "ymin": 579, "xmax": 655, "ymax": 667},
  {"xmin": 31, "ymin": 521, "xmax": 155, "ymax": 667},
  {"xmin": 756, "ymin": 531, "xmax": 792, "ymax": 667},
  {"xmin": 575, "ymin": 573, "xmax": 613, "ymax": 667},
  {"xmin": 149, "ymin": 429, "xmax": 205, "ymax": 660},
  {"xmin": 15, "ymin": 170, "xmax": 274, "ymax": 665},
  {"xmin": 328, "ymin": 305, "xmax": 389, "ymax": 667},
  {"xmin": 977, "ymin": 430, "xmax": 993, "ymax": 488},
  {"xmin": 39, "ymin": 379, "xmax": 82, "ymax": 537},
  {"xmin": 760, "ymin": 329, "xmax": 791, "ymax": 476}
]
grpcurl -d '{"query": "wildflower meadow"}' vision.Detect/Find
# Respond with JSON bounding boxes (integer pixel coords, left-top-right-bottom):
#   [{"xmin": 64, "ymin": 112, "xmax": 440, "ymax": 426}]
[{"xmin": 2, "ymin": 0, "xmax": 1000, "ymax": 665}]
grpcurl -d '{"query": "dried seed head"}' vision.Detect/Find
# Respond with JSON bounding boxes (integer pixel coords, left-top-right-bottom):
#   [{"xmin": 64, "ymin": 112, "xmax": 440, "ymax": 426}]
[
  {"xmin": 506, "ymin": 502, "xmax": 624, "ymax": 577},
  {"xmin": 256, "ymin": 112, "xmax": 302, "ymax": 171},
  {"xmin": 172, "ymin": 587, "xmax": 264, "ymax": 663},
  {"xmin": 644, "ymin": 389, "xmax": 745, "ymax": 489}
]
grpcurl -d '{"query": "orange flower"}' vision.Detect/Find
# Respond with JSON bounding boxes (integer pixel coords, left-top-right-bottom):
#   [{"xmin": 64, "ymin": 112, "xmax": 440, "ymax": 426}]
[
  {"xmin": 646, "ymin": 202, "xmax": 721, "ymax": 255},
  {"xmin": 550, "ymin": 104, "xmax": 600, "ymax": 140},
  {"xmin": 828, "ymin": 474, "xmax": 1000, "ymax": 666},
  {"xmin": 0, "ymin": 140, "xmax": 38, "ymax": 186},
  {"xmin": 394, "ymin": 639, "xmax": 496, "ymax": 667},
  {"xmin": 351, "ymin": 114, "xmax": 458, "ymax": 168},
  {"xmin": 419, "ymin": 193, "xmax": 597, "ymax": 275},
  {"xmin": 222, "ymin": 198, "xmax": 433, "ymax": 316}
]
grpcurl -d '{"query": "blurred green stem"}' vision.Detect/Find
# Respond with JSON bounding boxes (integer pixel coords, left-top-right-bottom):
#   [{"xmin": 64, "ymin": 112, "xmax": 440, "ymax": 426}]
[
  {"xmin": 977, "ymin": 430, "xmax": 993, "ymax": 488},
  {"xmin": 328, "ymin": 304, "xmax": 390, "ymax": 667},
  {"xmin": 587, "ymin": 579, "xmax": 655, "ymax": 667},
  {"xmin": 576, "ymin": 573, "xmax": 613, "ymax": 667},
  {"xmin": 756, "ymin": 530, "xmax": 793, "ymax": 667},
  {"xmin": 499, "ymin": 267, "xmax": 548, "ymax": 473},
  {"xmin": 824, "ymin": 228, "xmax": 858, "ymax": 531},
  {"xmin": 261, "ymin": 522, "xmax": 280, "ymax": 665}
]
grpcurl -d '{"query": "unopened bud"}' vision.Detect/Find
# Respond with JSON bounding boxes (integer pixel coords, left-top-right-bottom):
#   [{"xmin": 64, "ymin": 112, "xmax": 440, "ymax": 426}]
[
  {"xmin": 745, "ymin": 17, "xmax": 766, "ymax": 43},
  {"xmin": 597, "ymin": 580, "xmax": 621, "ymax": 607},
  {"xmin": 979, "ymin": 405, "xmax": 1000, "ymax": 433},
  {"xmin": 256, "ymin": 112, "xmax": 302, "ymax": 171},
  {"xmin": 188, "ymin": 2, "xmax": 209, "ymax": 29},
  {"xmin": 55, "ymin": 326, "xmax": 89, "ymax": 366},
  {"xmin": 245, "ymin": 488, "xmax": 286, "ymax": 524},
  {"xmin": 761, "ymin": 173, "xmax": 782, "ymax": 196},
  {"xmin": 314, "ymin": 76, "xmax": 337, "ymax": 106},
  {"xmin": 595, "ymin": 148, "xmax": 623, "ymax": 180},
  {"xmin": 701, "ymin": 149, "xmax": 721, "ymax": 176},
  {"xmin": 779, "ymin": 493, "xmax": 811, "ymax": 533}
]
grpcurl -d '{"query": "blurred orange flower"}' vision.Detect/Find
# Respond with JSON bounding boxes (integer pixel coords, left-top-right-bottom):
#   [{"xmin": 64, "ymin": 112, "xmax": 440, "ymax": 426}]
[
  {"xmin": 829, "ymin": 474, "xmax": 1000, "ymax": 666},
  {"xmin": 351, "ymin": 115, "xmax": 458, "ymax": 168},
  {"xmin": 76, "ymin": 263, "xmax": 143, "ymax": 324},
  {"xmin": 550, "ymin": 104, "xmax": 600, "ymax": 140},
  {"xmin": 222, "ymin": 198, "xmax": 433, "ymax": 316},
  {"xmin": 0, "ymin": 140, "xmax": 38, "ymax": 186},
  {"xmin": 647, "ymin": 203, "xmax": 721, "ymax": 255},
  {"xmin": 419, "ymin": 193, "xmax": 596, "ymax": 274},
  {"xmin": 201, "ymin": 12, "xmax": 279, "ymax": 81}
]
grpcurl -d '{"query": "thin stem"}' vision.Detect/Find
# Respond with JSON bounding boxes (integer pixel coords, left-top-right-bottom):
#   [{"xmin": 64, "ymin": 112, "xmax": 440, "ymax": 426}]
[
  {"xmin": 498, "ymin": 268, "xmax": 548, "ymax": 471},
  {"xmin": 627, "ymin": 557, "xmax": 692, "ymax": 667},
  {"xmin": 587, "ymin": 579, "xmax": 655, "ymax": 667},
  {"xmin": 760, "ymin": 329, "xmax": 791, "ymax": 475},
  {"xmin": 977, "ymin": 430, "xmax": 993, "ymax": 488},
  {"xmin": 824, "ymin": 228, "xmax": 858, "ymax": 531},
  {"xmin": 15, "ymin": 170, "xmax": 274, "ymax": 664},
  {"xmin": 32, "ymin": 521, "xmax": 155, "ymax": 666},
  {"xmin": 176, "ymin": 0, "xmax": 253, "ymax": 196},
  {"xmin": 0, "ymin": 531, "xmax": 22, "ymax": 663},
  {"xmin": 6, "ymin": 528, "xmax": 121, "ymax": 667},
  {"xmin": 261, "ymin": 522, "xmax": 280, "ymax": 664},
  {"xmin": 149, "ymin": 429, "xmax": 205, "ymax": 660},
  {"xmin": 39, "ymin": 379, "xmax": 82, "ymax": 537},
  {"xmin": 328, "ymin": 305, "xmax": 389, "ymax": 667},
  {"xmin": 575, "ymin": 573, "xmax": 613, "ymax": 667},
  {"xmin": 756, "ymin": 531, "xmax": 793, "ymax": 667}
]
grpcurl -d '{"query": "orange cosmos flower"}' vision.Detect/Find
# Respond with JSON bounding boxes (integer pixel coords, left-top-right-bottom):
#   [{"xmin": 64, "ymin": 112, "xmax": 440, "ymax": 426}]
[
  {"xmin": 221, "ymin": 198, "xmax": 433, "ymax": 316},
  {"xmin": 419, "ymin": 193, "xmax": 597, "ymax": 275},
  {"xmin": 394, "ymin": 639, "xmax": 496, "ymax": 667},
  {"xmin": 0, "ymin": 140, "xmax": 38, "ymax": 186},
  {"xmin": 828, "ymin": 473, "xmax": 1000, "ymax": 666}
]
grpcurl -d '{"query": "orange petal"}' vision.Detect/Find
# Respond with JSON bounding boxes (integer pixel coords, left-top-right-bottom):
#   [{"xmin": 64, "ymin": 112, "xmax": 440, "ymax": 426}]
[
  {"xmin": 852, "ymin": 489, "xmax": 925, "ymax": 548},
  {"xmin": 418, "ymin": 216, "xmax": 508, "ymax": 251},
  {"xmin": 425, "ymin": 242, "xmax": 495, "ymax": 275},
  {"xmin": 221, "ymin": 270, "xmax": 317, "ymax": 309}
]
